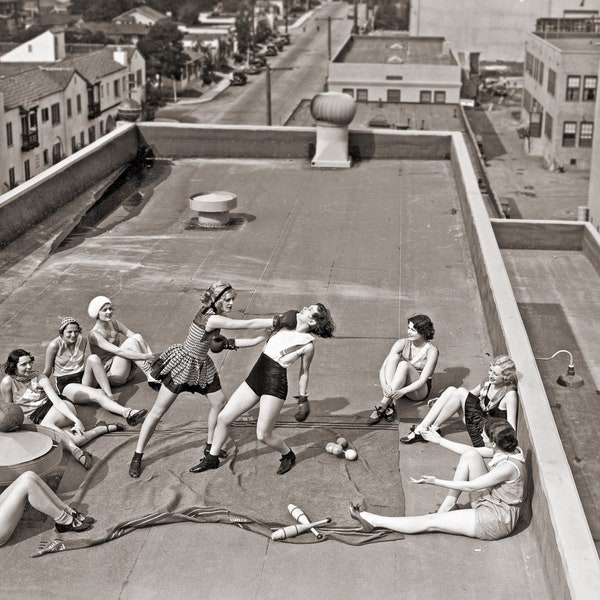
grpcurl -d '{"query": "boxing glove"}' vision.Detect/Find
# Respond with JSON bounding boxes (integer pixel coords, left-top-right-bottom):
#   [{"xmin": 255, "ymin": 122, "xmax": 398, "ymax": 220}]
[
  {"xmin": 273, "ymin": 309, "xmax": 298, "ymax": 330},
  {"xmin": 209, "ymin": 335, "xmax": 237, "ymax": 353},
  {"xmin": 294, "ymin": 394, "xmax": 310, "ymax": 422}
]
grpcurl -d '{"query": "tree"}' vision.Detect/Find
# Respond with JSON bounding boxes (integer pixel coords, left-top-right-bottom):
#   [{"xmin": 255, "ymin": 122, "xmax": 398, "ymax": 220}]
[
  {"xmin": 373, "ymin": 0, "xmax": 401, "ymax": 31},
  {"xmin": 138, "ymin": 20, "xmax": 190, "ymax": 86},
  {"xmin": 235, "ymin": 3, "xmax": 252, "ymax": 57},
  {"xmin": 69, "ymin": 0, "xmax": 139, "ymax": 21}
]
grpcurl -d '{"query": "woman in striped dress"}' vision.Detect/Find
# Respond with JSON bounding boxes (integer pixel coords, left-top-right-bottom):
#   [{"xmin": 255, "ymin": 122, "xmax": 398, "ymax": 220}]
[{"xmin": 129, "ymin": 281, "xmax": 296, "ymax": 478}]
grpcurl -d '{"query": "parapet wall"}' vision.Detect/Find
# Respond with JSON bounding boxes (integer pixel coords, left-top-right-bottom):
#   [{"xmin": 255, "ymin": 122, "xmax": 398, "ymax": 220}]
[
  {"xmin": 451, "ymin": 133, "xmax": 600, "ymax": 600},
  {"xmin": 0, "ymin": 124, "xmax": 139, "ymax": 249}
]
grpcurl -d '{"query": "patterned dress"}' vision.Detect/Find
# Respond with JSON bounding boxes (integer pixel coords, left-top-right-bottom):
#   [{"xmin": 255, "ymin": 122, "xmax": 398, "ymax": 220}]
[{"xmin": 151, "ymin": 309, "xmax": 220, "ymax": 395}]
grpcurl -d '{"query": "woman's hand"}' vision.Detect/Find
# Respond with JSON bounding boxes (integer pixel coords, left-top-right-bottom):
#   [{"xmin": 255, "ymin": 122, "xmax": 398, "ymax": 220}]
[
  {"xmin": 146, "ymin": 352, "xmax": 157, "ymax": 362},
  {"xmin": 70, "ymin": 420, "xmax": 86, "ymax": 437},
  {"xmin": 382, "ymin": 384, "xmax": 393, "ymax": 398},
  {"xmin": 390, "ymin": 389, "xmax": 405, "ymax": 402},
  {"xmin": 421, "ymin": 428, "xmax": 443, "ymax": 444},
  {"xmin": 410, "ymin": 475, "xmax": 436, "ymax": 485}
]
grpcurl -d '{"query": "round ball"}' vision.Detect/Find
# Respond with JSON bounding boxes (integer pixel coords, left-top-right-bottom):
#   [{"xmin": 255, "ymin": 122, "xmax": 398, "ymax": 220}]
[
  {"xmin": 344, "ymin": 448, "xmax": 358, "ymax": 461},
  {"xmin": 0, "ymin": 403, "xmax": 25, "ymax": 432},
  {"xmin": 325, "ymin": 442, "xmax": 335, "ymax": 454},
  {"xmin": 331, "ymin": 443, "xmax": 344, "ymax": 456},
  {"xmin": 336, "ymin": 437, "xmax": 349, "ymax": 449}
]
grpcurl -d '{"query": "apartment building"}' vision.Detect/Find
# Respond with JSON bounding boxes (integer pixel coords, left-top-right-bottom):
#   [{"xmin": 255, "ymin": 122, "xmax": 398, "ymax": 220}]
[
  {"xmin": 522, "ymin": 29, "xmax": 600, "ymax": 170},
  {"xmin": 0, "ymin": 30, "xmax": 146, "ymax": 191},
  {"xmin": 328, "ymin": 34, "xmax": 461, "ymax": 105}
]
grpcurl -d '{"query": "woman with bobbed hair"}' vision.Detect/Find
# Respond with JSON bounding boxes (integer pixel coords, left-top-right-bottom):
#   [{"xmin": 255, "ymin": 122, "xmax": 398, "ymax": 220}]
[
  {"xmin": 368, "ymin": 314, "xmax": 439, "ymax": 425},
  {"xmin": 350, "ymin": 418, "xmax": 527, "ymax": 540},
  {"xmin": 190, "ymin": 302, "xmax": 335, "ymax": 476},
  {"xmin": 43, "ymin": 317, "xmax": 147, "ymax": 426},
  {"xmin": 400, "ymin": 355, "xmax": 518, "ymax": 446},
  {"xmin": 1, "ymin": 349, "xmax": 122, "ymax": 469},
  {"xmin": 129, "ymin": 280, "xmax": 298, "ymax": 478}
]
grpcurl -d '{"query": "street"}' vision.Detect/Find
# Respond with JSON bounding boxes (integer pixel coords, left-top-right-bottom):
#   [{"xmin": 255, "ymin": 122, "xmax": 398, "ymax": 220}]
[{"xmin": 156, "ymin": 2, "xmax": 358, "ymax": 126}]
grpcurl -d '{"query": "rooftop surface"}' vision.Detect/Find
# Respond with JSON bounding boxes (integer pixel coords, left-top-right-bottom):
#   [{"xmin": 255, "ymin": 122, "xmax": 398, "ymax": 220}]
[
  {"xmin": 532, "ymin": 32, "xmax": 600, "ymax": 52},
  {"xmin": 0, "ymin": 151, "xmax": 555, "ymax": 599}
]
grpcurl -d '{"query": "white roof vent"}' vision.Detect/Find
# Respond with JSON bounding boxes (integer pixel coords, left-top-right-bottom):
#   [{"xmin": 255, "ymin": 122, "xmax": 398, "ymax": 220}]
[{"xmin": 387, "ymin": 55, "xmax": 404, "ymax": 63}]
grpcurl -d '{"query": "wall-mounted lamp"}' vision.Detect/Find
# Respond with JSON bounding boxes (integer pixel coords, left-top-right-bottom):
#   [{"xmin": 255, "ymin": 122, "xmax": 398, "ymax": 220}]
[{"xmin": 536, "ymin": 350, "xmax": 584, "ymax": 388}]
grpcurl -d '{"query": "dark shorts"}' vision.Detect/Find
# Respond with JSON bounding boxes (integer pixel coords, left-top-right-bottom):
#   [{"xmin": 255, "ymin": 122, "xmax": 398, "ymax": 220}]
[
  {"xmin": 159, "ymin": 372, "xmax": 222, "ymax": 396},
  {"xmin": 29, "ymin": 399, "xmax": 53, "ymax": 424},
  {"xmin": 245, "ymin": 353, "xmax": 287, "ymax": 400},
  {"xmin": 55, "ymin": 371, "xmax": 84, "ymax": 394}
]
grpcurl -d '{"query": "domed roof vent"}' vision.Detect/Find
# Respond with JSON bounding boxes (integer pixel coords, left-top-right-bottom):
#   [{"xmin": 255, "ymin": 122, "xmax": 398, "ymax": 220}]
[
  {"xmin": 309, "ymin": 92, "xmax": 356, "ymax": 169},
  {"xmin": 117, "ymin": 97, "xmax": 142, "ymax": 122}
]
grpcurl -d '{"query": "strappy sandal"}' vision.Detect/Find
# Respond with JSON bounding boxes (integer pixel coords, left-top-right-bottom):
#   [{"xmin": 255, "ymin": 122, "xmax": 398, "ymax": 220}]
[
  {"xmin": 98, "ymin": 421, "xmax": 125, "ymax": 433},
  {"xmin": 367, "ymin": 405, "xmax": 386, "ymax": 425},
  {"xmin": 400, "ymin": 425, "xmax": 425, "ymax": 444},
  {"xmin": 76, "ymin": 451, "xmax": 92, "ymax": 470},
  {"xmin": 126, "ymin": 408, "xmax": 148, "ymax": 427},
  {"xmin": 384, "ymin": 401, "xmax": 396, "ymax": 422}
]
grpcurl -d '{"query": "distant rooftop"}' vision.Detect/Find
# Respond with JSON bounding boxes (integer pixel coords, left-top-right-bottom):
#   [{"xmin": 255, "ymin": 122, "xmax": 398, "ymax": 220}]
[
  {"xmin": 532, "ymin": 31, "xmax": 600, "ymax": 52},
  {"xmin": 336, "ymin": 35, "xmax": 456, "ymax": 66}
]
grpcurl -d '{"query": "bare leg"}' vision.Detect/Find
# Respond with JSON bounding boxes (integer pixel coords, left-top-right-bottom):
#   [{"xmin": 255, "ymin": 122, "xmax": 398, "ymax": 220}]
[
  {"xmin": 255, "ymin": 395, "xmax": 289, "ymax": 454},
  {"xmin": 0, "ymin": 472, "xmax": 68, "ymax": 545},
  {"xmin": 81, "ymin": 354, "xmax": 114, "ymax": 398},
  {"xmin": 63, "ymin": 383, "xmax": 128, "ymax": 418},
  {"xmin": 205, "ymin": 389, "xmax": 227, "ymax": 445},
  {"xmin": 134, "ymin": 386, "xmax": 179, "ymax": 454},
  {"xmin": 107, "ymin": 335, "xmax": 155, "ymax": 386},
  {"xmin": 416, "ymin": 386, "xmax": 467, "ymax": 432}
]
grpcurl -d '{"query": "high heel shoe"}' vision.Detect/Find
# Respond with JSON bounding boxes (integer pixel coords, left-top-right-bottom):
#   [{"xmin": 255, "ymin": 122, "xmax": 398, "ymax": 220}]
[
  {"xmin": 400, "ymin": 425, "xmax": 425, "ymax": 444},
  {"xmin": 348, "ymin": 502, "xmax": 375, "ymax": 533},
  {"xmin": 55, "ymin": 517, "xmax": 92, "ymax": 533},
  {"xmin": 76, "ymin": 451, "xmax": 92, "ymax": 470}
]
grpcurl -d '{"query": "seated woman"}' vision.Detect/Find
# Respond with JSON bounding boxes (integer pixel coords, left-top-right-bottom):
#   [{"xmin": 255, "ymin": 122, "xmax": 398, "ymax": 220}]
[
  {"xmin": 1, "ymin": 349, "xmax": 123, "ymax": 469},
  {"xmin": 350, "ymin": 418, "xmax": 526, "ymax": 540},
  {"xmin": 43, "ymin": 317, "xmax": 147, "ymax": 427},
  {"xmin": 368, "ymin": 314, "xmax": 438, "ymax": 425},
  {"xmin": 0, "ymin": 471, "xmax": 94, "ymax": 545},
  {"xmin": 400, "ymin": 355, "xmax": 517, "ymax": 446},
  {"xmin": 87, "ymin": 296, "xmax": 161, "ymax": 390}
]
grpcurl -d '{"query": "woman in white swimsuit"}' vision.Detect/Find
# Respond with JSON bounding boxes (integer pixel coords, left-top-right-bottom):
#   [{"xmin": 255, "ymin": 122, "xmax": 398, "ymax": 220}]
[{"xmin": 368, "ymin": 314, "xmax": 438, "ymax": 425}]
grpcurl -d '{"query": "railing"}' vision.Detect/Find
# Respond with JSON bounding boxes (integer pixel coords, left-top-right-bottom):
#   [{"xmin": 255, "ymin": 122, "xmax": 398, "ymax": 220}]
[
  {"xmin": 88, "ymin": 102, "xmax": 101, "ymax": 119},
  {"xmin": 21, "ymin": 131, "xmax": 39, "ymax": 151}
]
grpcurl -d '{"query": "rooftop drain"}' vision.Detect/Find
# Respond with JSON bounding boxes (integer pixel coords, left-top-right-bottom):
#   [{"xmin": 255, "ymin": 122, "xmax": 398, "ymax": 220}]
[
  {"xmin": 536, "ymin": 350, "xmax": 584, "ymax": 388},
  {"xmin": 310, "ymin": 92, "xmax": 356, "ymax": 169}
]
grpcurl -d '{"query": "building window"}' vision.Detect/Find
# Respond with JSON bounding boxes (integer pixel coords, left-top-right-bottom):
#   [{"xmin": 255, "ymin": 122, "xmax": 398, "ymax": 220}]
[
  {"xmin": 544, "ymin": 113, "xmax": 553, "ymax": 140},
  {"xmin": 9, "ymin": 167, "xmax": 16, "ymax": 188},
  {"xmin": 71, "ymin": 136, "xmax": 77, "ymax": 152},
  {"xmin": 80, "ymin": 132, "xmax": 85, "ymax": 147},
  {"xmin": 583, "ymin": 76, "xmax": 597, "ymax": 101},
  {"xmin": 580, "ymin": 121, "xmax": 594, "ymax": 147},
  {"xmin": 562, "ymin": 121, "xmax": 577, "ymax": 147},
  {"xmin": 136, "ymin": 69, "xmax": 142, "ymax": 86},
  {"xmin": 76, "ymin": 94, "xmax": 82, "ymax": 113},
  {"xmin": 41, "ymin": 108, "xmax": 49, "ymax": 122},
  {"xmin": 6, "ymin": 122, "xmax": 13, "ymax": 146},
  {"xmin": 342, "ymin": 88, "xmax": 354, "ymax": 98},
  {"xmin": 387, "ymin": 89, "xmax": 401, "ymax": 103},
  {"xmin": 67, "ymin": 98, "xmax": 72, "ymax": 117},
  {"xmin": 43, "ymin": 149, "xmax": 49, "ymax": 165},
  {"xmin": 100, "ymin": 121, "xmax": 105, "ymax": 136},
  {"xmin": 537, "ymin": 60, "xmax": 544, "ymax": 85},
  {"xmin": 52, "ymin": 142, "xmax": 62, "ymax": 164},
  {"xmin": 529, "ymin": 111, "xmax": 542, "ymax": 138},
  {"xmin": 566, "ymin": 76, "xmax": 580, "ymax": 101},
  {"xmin": 525, "ymin": 51, "xmax": 533, "ymax": 75},
  {"xmin": 420, "ymin": 90, "xmax": 432, "ymax": 103},
  {"xmin": 129, "ymin": 73, "xmax": 136, "ymax": 90},
  {"xmin": 88, "ymin": 125, "xmax": 96, "ymax": 144},
  {"xmin": 434, "ymin": 91, "xmax": 446, "ymax": 104},
  {"xmin": 24, "ymin": 159, "xmax": 31, "ymax": 181},
  {"xmin": 114, "ymin": 80, "xmax": 120, "ymax": 97},
  {"xmin": 106, "ymin": 83, "xmax": 110, "ymax": 97},
  {"xmin": 356, "ymin": 89, "xmax": 368, "ymax": 102},
  {"xmin": 547, "ymin": 69, "xmax": 556, "ymax": 96},
  {"xmin": 51, "ymin": 103, "xmax": 60, "ymax": 125}
]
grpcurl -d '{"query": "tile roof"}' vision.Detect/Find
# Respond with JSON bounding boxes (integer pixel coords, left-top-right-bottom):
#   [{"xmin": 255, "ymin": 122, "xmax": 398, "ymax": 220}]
[
  {"xmin": 0, "ymin": 66, "xmax": 73, "ymax": 110},
  {"xmin": 113, "ymin": 6, "xmax": 167, "ymax": 23},
  {"xmin": 59, "ymin": 49, "xmax": 126, "ymax": 82}
]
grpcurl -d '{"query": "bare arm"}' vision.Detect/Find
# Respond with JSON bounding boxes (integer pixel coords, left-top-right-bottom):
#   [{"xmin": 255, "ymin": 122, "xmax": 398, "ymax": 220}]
[
  {"xmin": 422, "ymin": 427, "xmax": 494, "ymax": 458},
  {"xmin": 42, "ymin": 338, "xmax": 60, "ymax": 377},
  {"xmin": 205, "ymin": 315, "xmax": 274, "ymax": 332},
  {"xmin": 232, "ymin": 331, "xmax": 269, "ymax": 348},
  {"xmin": 502, "ymin": 390, "xmax": 518, "ymax": 430},
  {"xmin": 89, "ymin": 323, "xmax": 152, "ymax": 361},
  {"xmin": 37, "ymin": 375, "xmax": 84, "ymax": 430},
  {"xmin": 396, "ymin": 345, "xmax": 439, "ymax": 397},
  {"xmin": 379, "ymin": 339, "xmax": 404, "ymax": 392},
  {"xmin": 297, "ymin": 344, "xmax": 315, "ymax": 396},
  {"xmin": 0, "ymin": 376, "xmax": 13, "ymax": 402}
]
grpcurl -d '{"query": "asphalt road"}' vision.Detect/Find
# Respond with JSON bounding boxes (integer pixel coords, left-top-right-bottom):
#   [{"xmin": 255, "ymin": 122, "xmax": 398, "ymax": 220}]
[{"xmin": 156, "ymin": 1, "xmax": 358, "ymax": 126}]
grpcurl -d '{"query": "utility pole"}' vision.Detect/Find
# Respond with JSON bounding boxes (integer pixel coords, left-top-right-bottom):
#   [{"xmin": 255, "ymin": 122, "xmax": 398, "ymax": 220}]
[
  {"xmin": 316, "ymin": 16, "xmax": 343, "ymax": 61},
  {"xmin": 265, "ymin": 64, "xmax": 294, "ymax": 126},
  {"xmin": 353, "ymin": 0, "xmax": 359, "ymax": 34}
]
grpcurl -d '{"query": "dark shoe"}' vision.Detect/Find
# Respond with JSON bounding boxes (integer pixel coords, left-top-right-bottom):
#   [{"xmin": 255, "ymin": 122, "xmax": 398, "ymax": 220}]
[
  {"xmin": 276, "ymin": 450, "xmax": 296, "ymax": 475},
  {"xmin": 76, "ymin": 451, "xmax": 92, "ymax": 470},
  {"xmin": 400, "ymin": 425, "xmax": 425, "ymax": 444},
  {"xmin": 367, "ymin": 405, "xmax": 386, "ymax": 425},
  {"xmin": 72, "ymin": 510, "xmax": 95, "ymax": 525},
  {"xmin": 384, "ymin": 401, "xmax": 396, "ymax": 422},
  {"xmin": 294, "ymin": 399, "xmax": 310, "ymax": 422},
  {"xmin": 147, "ymin": 380, "xmax": 161, "ymax": 391},
  {"xmin": 129, "ymin": 454, "xmax": 143, "ymax": 478},
  {"xmin": 203, "ymin": 445, "xmax": 227, "ymax": 459},
  {"xmin": 55, "ymin": 517, "xmax": 92, "ymax": 533},
  {"xmin": 189, "ymin": 455, "xmax": 219, "ymax": 473},
  {"xmin": 348, "ymin": 502, "xmax": 375, "ymax": 533},
  {"xmin": 126, "ymin": 408, "xmax": 148, "ymax": 427}
]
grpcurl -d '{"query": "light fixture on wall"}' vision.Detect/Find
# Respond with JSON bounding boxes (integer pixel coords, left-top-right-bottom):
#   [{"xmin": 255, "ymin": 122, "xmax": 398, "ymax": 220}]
[{"xmin": 536, "ymin": 350, "xmax": 584, "ymax": 388}]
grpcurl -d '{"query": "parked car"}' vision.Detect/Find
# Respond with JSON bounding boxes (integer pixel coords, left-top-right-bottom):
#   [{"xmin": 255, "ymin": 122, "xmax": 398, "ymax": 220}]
[
  {"xmin": 242, "ymin": 63, "xmax": 262, "ymax": 75},
  {"xmin": 265, "ymin": 44, "xmax": 278, "ymax": 56},
  {"xmin": 230, "ymin": 70, "xmax": 247, "ymax": 85},
  {"xmin": 251, "ymin": 55, "xmax": 267, "ymax": 68}
]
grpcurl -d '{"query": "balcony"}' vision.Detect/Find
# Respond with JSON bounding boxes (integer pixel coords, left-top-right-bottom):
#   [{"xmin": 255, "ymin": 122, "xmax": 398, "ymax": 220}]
[
  {"xmin": 20, "ymin": 131, "xmax": 39, "ymax": 151},
  {"xmin": 88, "ymin": 102, "xmax": 101, "ymax": 119}
]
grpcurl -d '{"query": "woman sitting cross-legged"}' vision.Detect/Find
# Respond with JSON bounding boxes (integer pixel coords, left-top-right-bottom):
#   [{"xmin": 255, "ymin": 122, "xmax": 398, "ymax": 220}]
[
  {"xmin": 0, "ymin": 471, "xmax": 94, "ymax": 546},
  {"xmin": 400, "ymin": 355, "xmax": 518, "ymax": 446},
  {"xmin": 1, "ymin": 349, "xmax": 124, "ymax": 470},
  {"xmin": 43, "ymin": 317, "xmax": 147, "ymax": 427},
  {"xmin": 349, "ymin": 418, "xmax": 526, "ymax": 540}
]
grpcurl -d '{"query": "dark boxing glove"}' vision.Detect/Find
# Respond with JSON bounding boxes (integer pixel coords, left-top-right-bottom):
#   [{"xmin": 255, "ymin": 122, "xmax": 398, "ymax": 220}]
[
  {"xmin": 294, "ymin": 394, "xmax": 310, "ymax": 422},
  {"xmin": 273, "ymin": 309, "xmax": 298, "ymax": 330},
  {"xmin": 209, "ymin": 335, "xmax": 237, "ymax": 353}
]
